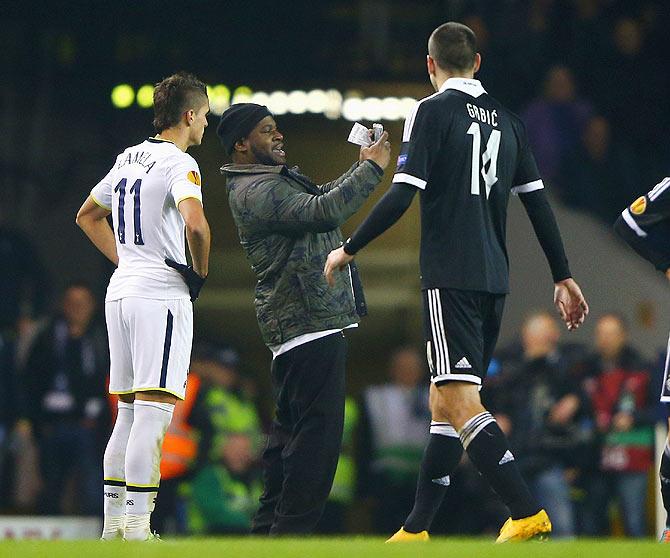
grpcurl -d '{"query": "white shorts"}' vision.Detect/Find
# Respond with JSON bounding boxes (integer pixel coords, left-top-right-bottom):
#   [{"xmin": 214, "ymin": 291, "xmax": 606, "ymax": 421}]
[{"xmin": 106, "ymin": 297, "xmax": 193, "ymax": 400}]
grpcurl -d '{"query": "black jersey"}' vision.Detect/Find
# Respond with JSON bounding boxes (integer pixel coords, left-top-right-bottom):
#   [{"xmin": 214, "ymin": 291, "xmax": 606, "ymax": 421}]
[
  {"xmin": 394, "ymin": 78, "xmax": 543, "ymax": 294},
  {"xmin": 615, "ymin": 176, "xmax": 670, "ymax": 271}
]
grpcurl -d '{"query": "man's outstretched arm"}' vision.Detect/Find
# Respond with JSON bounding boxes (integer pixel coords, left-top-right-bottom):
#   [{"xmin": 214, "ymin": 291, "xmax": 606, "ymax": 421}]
[
  {"xmin": 323, "ymin": 182, "xmax": 416, "ymax": 286},
  {"xmin": 519, "ymin": 189, "xmax": 589, "ymax": 330}
]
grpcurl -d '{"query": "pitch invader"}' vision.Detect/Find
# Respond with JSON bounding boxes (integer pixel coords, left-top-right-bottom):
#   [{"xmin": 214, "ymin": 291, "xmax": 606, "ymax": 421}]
[
  {"xmin": 615, "ymin": 177, "xmax": 670, "ymax": 542},
  {"xmin": 76, "ymin": 73, "xmax": 211, "ymax": 540},
  {"xmin": 325, "ymin": 22, "xmax": 589, "ymax": 542}
]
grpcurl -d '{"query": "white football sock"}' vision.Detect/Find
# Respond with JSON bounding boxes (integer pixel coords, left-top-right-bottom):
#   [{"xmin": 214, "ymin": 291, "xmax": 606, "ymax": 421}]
[
  {"xmin": 124, "ymin": 400, "xmax": 174, "ymax": 540},
  {"xmin": 101, "ymin": 401, "xmax": 134, "ymax": 540}
]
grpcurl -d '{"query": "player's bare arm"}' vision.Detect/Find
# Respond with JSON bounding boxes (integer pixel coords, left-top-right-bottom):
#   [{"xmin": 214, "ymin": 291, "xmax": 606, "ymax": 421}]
[
  {"xmin": 178, "ymin": 197, "xmax": 210, "ymax": 278},
  {"xmin": 75, "ymin": 196, "xmax": 119, "ymax": 266}
]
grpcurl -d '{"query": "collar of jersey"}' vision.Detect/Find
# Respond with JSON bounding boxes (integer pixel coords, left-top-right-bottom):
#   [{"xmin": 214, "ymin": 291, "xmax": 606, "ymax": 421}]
[
  {"xmin": 147, "ymin": 137, "xmax": 175, "ymax": 145},
  {"xmin": 439, "ymin": 78, "xmax": 486, "ymax": 98}
]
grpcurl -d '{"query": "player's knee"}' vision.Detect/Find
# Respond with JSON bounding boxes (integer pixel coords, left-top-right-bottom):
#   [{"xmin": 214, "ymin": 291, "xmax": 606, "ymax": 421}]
[
  {"xmin": 433, "ymin": 382, "xmax": 484, "ymax": 430},
  {"xmin": 135, "ymin": 390, "xmax": 178, "ymax": 405}
]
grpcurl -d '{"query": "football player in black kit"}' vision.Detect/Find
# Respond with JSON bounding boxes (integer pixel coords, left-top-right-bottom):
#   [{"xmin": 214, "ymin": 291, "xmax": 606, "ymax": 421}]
[
  {"xmin": 615, "ymin": 178, "xmax": 670, "ymax": 543},
  {"xmin": 325, "ymin": 22, "xmax": 588, "ymax": 542}
]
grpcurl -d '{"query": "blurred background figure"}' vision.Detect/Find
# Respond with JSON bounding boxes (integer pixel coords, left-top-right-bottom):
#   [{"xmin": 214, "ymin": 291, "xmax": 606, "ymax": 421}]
[
  {"xmin": 357, "ymin": 346, "xmax": 430, "ymax": 533},
  {"xmin": 185, "ymin": 432, "xmax": 262, "ymax": 535},
  {"xmin": 317, "ymin": 396, "xmax": 360, "ymax": 534},
  {"xmin": 577, "ymin": 314, "xmax": 655, "ymax": 537},
  {"xmin": 522, "ymin": 65, "xmax": 593, "ymax": 186},
  {"xmin": 558, "ymin": 115, "xmax": 639, "ymax": 224},
  {"xmin": 180, "ymin": 343, "xmax": 262, "ymax": 535},
  {"xmin": 490, "ymin": 311, "xmax": 591, "ymax": 538},
  {"xmin": 18, "ymin": 282, "xmax": 109, "ymax": 515}
]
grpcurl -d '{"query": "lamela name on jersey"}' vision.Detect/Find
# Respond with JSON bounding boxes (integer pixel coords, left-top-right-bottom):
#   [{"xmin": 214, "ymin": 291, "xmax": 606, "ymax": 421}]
[{"xmin": 117, "ymin": 150, "xmax": 157, "ymax": 174}]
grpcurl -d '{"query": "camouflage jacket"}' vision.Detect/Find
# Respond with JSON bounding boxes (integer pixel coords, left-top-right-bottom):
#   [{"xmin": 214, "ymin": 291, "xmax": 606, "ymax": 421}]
[{"xmin": 222, "ymin": 160, "xmax": 383, "ymax": 347}]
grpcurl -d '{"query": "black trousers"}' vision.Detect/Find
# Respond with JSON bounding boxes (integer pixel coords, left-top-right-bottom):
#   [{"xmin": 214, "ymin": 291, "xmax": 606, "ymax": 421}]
[{"xmin": 251, "ymin": 332, "xmax": 347, "ymax": 535}]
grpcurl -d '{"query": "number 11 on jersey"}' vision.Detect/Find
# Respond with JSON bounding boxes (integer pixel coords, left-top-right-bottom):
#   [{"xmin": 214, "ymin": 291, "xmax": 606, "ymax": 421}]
[
  {"xmin": 114, "ymin": 178, "xmax": 144, "ymax": 245},
  {"xmin": 467, "ymin": 122, "xmax": 501, "ymax": 198}
]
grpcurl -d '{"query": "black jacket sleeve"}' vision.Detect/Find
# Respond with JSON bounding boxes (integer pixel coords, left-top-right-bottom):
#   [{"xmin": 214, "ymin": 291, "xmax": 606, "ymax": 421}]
[
  {"xmin": 343, "ymin": 182, "xmax": 417, "ymax": 255},
  {"xmin": 518, "ymin": 189, "xmax": 572, "ymax": 282}
]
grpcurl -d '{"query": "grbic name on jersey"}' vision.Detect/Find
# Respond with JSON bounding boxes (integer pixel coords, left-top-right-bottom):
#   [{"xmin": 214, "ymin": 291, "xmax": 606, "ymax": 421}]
[
  {"xmin": 466, "ymin": 103, "xmax": 498, "ymax": 127},
  {"xmin": 117, "ymin": 150, "xmax": 157, "ymax": 174}
]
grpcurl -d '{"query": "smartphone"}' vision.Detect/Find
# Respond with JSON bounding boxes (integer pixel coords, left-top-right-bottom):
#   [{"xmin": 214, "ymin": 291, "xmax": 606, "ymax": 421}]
[{"xmin": 372, "ymin": 123, "xmax": 384, "ymax": 142}]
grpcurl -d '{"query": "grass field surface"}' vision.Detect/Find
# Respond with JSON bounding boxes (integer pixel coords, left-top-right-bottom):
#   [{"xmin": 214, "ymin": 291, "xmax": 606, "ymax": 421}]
[{"xmin": 0, "ymin": 537, "xmax": 667, "ymax": 558}]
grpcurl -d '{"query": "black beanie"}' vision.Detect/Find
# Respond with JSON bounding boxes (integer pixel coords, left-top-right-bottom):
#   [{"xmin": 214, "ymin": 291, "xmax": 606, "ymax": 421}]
[{"xmin": 217, "ymin": 103, "xmax": 272, "ymax": 154}]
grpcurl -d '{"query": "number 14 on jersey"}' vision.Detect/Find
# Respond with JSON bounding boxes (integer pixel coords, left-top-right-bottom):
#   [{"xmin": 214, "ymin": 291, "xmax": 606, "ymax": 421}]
[{"xmin": 467, "ymin": 123, "xmax": 501, "ymax": 198}]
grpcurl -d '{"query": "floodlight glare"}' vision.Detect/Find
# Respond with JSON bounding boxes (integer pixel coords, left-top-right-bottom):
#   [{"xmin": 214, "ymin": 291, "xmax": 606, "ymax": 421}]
[
  {"xmin": 111, "ymin": 84, "xmax": 135, "ymax": 109},
  {"xmin": 232, "ymin": 86, "xmax": 253, "ymax": 105},
  {"xmin": 136, "ymin": 85, "xmax": 154, "ymax": 108}
]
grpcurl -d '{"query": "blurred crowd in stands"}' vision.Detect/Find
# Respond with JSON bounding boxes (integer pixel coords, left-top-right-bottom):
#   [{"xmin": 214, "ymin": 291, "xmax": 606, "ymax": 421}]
[
  {"xmin": 0, "ymin": 263, "xmax": 665, "ymax": 538},
  {"xmin": 1, "ymin": 0, "xmax": 670, "ymax": 540}
]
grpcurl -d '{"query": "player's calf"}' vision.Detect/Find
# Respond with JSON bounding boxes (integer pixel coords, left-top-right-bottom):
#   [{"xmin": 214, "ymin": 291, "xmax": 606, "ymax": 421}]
[{"xmin": 101, "ymin": 400, "xmax": 134, "ymax": 540}]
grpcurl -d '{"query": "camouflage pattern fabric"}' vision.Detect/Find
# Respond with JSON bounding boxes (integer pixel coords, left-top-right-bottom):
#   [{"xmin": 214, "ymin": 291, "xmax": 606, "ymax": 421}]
[{"xmin": 222, "ymin": 160, "xmax": 383, "ymax": 346}]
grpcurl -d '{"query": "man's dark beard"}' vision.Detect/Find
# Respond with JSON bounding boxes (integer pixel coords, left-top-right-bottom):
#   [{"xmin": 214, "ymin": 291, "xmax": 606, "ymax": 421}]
[{"xmin": 251, "ymin": 144, "xmax": 283, "ymax": 166}]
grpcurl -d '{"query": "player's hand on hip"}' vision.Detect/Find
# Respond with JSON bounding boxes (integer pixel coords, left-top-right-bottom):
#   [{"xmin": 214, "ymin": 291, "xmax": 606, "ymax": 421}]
[
  {"xmin": 165, "ymin": 258, "xmax": 207, "ymax": 302},
  {"xmin": 360, "ymin": 131, "xmax": 391, "ymax": 170},
  {"xmin": 553, "ymin": 277, "xmax": 589, "ymax": 331},
  {"xmin": 324, "ymin": 247, "xmax": 354, "ymax": 288}
]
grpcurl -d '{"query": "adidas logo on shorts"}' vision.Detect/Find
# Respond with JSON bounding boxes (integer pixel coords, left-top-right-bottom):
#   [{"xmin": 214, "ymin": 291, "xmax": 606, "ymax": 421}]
[
  {"xmin": 498, "ymin": 450, "xmax": 515, "ymax": 465},
  {"xmin": 455, "ymin": 357, "xmax": 472, "ymax": 369},
  {"xmin": 432, "ymin": 475, "xmax": 450, "ymax": 487}
]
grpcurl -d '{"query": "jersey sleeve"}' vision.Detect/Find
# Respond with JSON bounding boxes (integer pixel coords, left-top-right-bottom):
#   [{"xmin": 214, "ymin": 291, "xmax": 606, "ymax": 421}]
[
  {"xmin": 89, "ymin": 162, "xmax": 116, "ymax": 211},
  {"xmin": 620, "ymin": 177, "xmax": 670, "ymax": 236},
  {"xmin": 511, "ymin": 122, "xmax": 544, "ymax": 195},
  {"xmin": 167, "ymin": 154, "xmax": 204, "ymax": 207},
  {"xmin": 392, "ymin": 100, "xmax": 443, "ymax": 190}
]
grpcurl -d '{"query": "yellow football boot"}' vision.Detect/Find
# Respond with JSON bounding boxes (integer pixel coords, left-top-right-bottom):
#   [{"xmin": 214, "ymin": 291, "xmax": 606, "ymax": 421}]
[
  {"xmin": 495, "ymin": 509, "xmax": 552, "ymax": 543},
  {"xmin": 386, "ymin": 527, "xmax": 430, "ymax": 543}
]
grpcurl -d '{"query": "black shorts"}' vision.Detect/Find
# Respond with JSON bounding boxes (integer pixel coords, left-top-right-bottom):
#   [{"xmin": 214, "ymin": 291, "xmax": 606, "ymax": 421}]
[{"xmin": 422, "ymin": 288, "xmax": 505, "ymax": 386}]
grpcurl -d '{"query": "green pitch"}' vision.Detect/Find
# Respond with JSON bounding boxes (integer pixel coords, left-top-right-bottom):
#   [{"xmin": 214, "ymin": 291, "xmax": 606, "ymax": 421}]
[{"xmin": 0, "ymin": 537, "xmax": 667, "ymax": 558}]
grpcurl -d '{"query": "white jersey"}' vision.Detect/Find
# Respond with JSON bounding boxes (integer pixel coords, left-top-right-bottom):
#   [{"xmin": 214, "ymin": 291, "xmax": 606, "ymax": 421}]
[{"xmin": 90, "ymin": 138, "xmax": 203, "ymax": 301}]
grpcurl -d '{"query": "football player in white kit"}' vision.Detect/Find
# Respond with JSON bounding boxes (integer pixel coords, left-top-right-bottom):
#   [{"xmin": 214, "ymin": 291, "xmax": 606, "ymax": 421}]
[{"xmin": 76, "ymin": 72, "xmax": 210, "ymax": 540}]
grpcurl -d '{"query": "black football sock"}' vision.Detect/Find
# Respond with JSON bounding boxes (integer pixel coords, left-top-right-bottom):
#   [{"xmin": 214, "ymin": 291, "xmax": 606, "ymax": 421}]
[
  {"xmin": 661, "ymin": 441, "xmax": 670, "ymax": 527},
  {"xmin": 459, "ymin": 411, "xmax": 540, "ymax": 520},
  {"xmin": 403, "ymin": 422, "xmax": 463, "ymax": 533}
]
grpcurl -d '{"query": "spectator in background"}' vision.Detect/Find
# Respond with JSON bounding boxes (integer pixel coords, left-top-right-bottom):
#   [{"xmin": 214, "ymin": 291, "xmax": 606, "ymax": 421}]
[
  {"xmin": 18, "ymin": 282, "xmax": 109, "ymax": 515},
  {"xmin": 189, "ymin": 343, "xmax": 262, "ymax": 462},
  {"xmin": 522, "ymin": 65, "xmax": 593, "ymax": 185},
  {"xmin": 592, "ymin": 16, "xmax": 669, "ymax": 184},
  {"xmin": 185, "ymin": 432, "xmax": 262, "ymax": 534},
  {"xmin": 558, "ymin": 115, "xmax": 639, "ymax": 223},
  {"xmin": 492, "ymin": 311, "xmax": 591, "ymax": 538},
  {"xmin": 317, "ymin": 396, "xmax": 359, "ymax": 534},
  {"xmin": 178, "ymin": 343, "xmax": 262, "ymax": 534},
  {"xmin": 357, "ymin": 347, "xmax": 430, "ymax": 533},
  {"xmin": 578, "ymin": 313, "xmax": 655, "ymax": 537}
]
